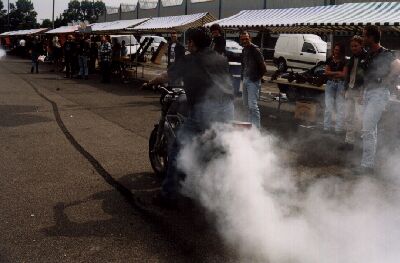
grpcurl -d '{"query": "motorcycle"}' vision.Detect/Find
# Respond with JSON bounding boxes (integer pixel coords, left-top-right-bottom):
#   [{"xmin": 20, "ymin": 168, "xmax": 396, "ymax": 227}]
[
  {"xmin": 149, "ymin": 84, "xmax": 188, "ymax": 177},
  {"xmin": 148, "ymin": 84, "xmax": 253, "ymax": 178}
]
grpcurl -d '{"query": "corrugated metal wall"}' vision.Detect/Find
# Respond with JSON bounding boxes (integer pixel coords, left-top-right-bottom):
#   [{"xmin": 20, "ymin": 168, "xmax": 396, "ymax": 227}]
[
  {"xmin": 138, "ymin": 8, "xmax": 158, "ymax": 19},
  {"xmin": 221, "ymin": 0, "xmax": 264, "ymax": 18},
  {"xmin": 101, "ymin": 0, "xmax": 395, "ymax": 22},
  {"xmin": 188, "ymin": 1, "xmax": 219, "ymax": 18},
  {"xmin": 266, "ymin": 0, "xmax": 326, "ymax": 9},
  {"xmin": 120, "ymin": 11, "xmax": 137, "ymax": 20},
  {"xmin": 160, "ymin": 4, "xmax": 186, "ymax": 17}
]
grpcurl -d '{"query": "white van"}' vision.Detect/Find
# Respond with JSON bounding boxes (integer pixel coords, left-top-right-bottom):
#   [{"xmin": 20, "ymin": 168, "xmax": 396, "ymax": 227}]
[
  {"xmin": 110, "ymin": 35, "xmax": 139, "ymax": 56},
  {"xmin": 274, "ymin": 34, "xmax": 327, "ymax": 71}
]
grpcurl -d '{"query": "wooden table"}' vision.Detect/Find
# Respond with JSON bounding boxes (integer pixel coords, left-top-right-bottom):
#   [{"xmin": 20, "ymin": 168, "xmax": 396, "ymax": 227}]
[{"xmin": 272, "ymin": 78, "xmax": 326, "ymax": 111}]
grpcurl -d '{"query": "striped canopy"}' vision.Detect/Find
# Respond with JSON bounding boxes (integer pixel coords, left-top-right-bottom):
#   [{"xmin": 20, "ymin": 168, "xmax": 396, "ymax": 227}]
[
  {"xmin": 46, "ymin": 25, "xmax": 81, "ymax": 34},
  {"xmin": 133, "ymin": 12, "xmax": 215, "ymax": 32},
  {"xmin": 0, "ymin": 28, "xmax": 48, "ymax": 36},
  {"xmin": 90, "ymin": 18, "xmax": 149, "ymax": 33},
  {"xmin": 207, "ymin": 2, "xmax": 400, "ymax": 33}
]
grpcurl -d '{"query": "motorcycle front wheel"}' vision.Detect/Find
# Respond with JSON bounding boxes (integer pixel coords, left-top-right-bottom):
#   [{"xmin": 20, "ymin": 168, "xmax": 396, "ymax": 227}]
[{"xmin": 149, "ymin": 125, "xmax": 167, "ymax": 178}]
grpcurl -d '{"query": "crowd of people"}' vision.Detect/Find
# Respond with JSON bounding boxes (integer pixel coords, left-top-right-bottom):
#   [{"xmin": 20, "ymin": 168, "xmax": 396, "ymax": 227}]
[
  {"xmin": 324, "ymin": 25, "xmax": 399, "ymax": 175},
  {"xmin": 22, "ymin": 34, "xmax": 131, "ymax": 83}
]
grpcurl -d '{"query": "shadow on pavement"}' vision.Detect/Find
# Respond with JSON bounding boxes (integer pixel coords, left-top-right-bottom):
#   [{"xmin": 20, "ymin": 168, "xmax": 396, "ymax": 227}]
[{"xmin": 42, "ymin": 172, "xmax": 234, "ymax": 262}]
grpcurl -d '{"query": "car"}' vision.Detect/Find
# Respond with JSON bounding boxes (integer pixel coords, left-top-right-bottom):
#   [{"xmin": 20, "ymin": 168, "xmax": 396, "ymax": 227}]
[
  {"xmin": 139, "ymin": 35, "xmax": 167, "ymax": 54},
  {"xmin": 225, "ymin": 39, "xmax": 243, "ymax": 62},
  {"xmin": 110, "ymin": 35, "xmax": 139, "ymax": 56},
  {"xmin": 274, "ymin": 34, "xmax": 327, "ymax": 72}
]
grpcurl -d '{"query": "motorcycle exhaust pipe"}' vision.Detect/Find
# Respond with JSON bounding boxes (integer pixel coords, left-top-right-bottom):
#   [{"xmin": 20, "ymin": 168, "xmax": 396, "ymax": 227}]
[{"xmin": 231, "ymin": 121, "xmax": 252, "ymax": 130}]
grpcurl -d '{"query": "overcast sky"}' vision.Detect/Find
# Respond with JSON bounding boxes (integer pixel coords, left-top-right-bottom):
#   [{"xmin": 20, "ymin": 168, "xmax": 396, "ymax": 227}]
[{"xmin": 7, "ymin": 0, "xmax": 129, "ymax": 21}]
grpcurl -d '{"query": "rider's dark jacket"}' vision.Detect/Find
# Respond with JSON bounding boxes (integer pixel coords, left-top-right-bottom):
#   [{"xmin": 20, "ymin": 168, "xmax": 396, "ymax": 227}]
[{"xmin": 167, "ymin": 47, "xmax": 234, "ymax": 111}]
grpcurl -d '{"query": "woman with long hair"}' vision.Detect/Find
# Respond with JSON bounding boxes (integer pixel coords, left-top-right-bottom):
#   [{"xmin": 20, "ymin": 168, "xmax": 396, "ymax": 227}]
[{"xmin": 324, "ymin": 43, "xmax": 347, "ymax": 133}]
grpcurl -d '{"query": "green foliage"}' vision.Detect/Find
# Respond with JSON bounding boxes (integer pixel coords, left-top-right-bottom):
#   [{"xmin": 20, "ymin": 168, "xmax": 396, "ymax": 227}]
[
  {"xmin": 8, "ymin": 0, "xmax": 38, "ymax": 30},
  {"xmin": 55, "ymin": 0, "xmax": 106, "ymax": 27},
  {"xmin": 40, "ymin": 18, "xmax": 53, "ymax": 28}
]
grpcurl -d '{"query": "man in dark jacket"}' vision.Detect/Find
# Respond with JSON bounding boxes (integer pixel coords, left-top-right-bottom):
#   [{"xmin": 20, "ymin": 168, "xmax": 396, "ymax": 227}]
[
  {"xmin": 240, "ymin": 31, "xmax": 267, "ymax": 129},
  {"xmin": 354, "ymin": 25, "xmax": 397, "ymax": 175},
  {"xmin": 30, "ymin": 36, "xmax": 43, "ymax": 74},
  {"xmin": 210, "ymin": 23, "xmax": 226, "ymax": 55},
  {"xmin": 167, "ymin": 31, "xmax": 185, "ymax": 68},
  {"xmin": 77, "ymin": 36, "xmax": 90, "ymax": 79},
  {"xmin": 63, "ymin": 35, "xmax": 77, "ymax": 78},
  {"xmin": 149, "ymin": 27, "xmax": 234, "ymax": 206}
]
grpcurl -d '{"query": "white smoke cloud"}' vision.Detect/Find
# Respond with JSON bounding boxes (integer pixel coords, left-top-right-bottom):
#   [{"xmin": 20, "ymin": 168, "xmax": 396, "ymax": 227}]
[{"xmin": 178, "ymin": 124, "xmax": 400, "ymax": 263}]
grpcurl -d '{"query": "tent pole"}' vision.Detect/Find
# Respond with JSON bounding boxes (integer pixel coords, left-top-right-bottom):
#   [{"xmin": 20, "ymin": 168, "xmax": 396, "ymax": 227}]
[{"xmin": 218, "ymin": 0, "xmax": 222, "ymax": 19}]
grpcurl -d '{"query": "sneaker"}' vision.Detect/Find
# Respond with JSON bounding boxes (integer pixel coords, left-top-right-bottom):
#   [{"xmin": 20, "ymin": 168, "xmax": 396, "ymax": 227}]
[{"xmin": 338, "ymin": 143, "xmax": 354, "ymax": 151}]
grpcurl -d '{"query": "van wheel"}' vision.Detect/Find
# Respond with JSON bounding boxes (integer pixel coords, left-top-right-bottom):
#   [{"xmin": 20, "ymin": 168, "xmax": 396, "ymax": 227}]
[{"xmin": 278, "ymin": 58, "xmax": 287, "ymax": 72}]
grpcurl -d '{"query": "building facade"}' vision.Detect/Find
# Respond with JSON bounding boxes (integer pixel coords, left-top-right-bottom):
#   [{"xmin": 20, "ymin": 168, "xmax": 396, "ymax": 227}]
[{"xmin": 98, "ymin": 0, "xmax": 395, "ymax": 22}]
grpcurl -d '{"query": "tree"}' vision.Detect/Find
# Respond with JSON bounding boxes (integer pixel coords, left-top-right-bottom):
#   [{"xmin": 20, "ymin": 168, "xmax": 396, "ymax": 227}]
[
  {"xmin": 0, "ymin": 0, "xmax": 7, "ymax": 33},
  {"xmin": 8, "ymin": 0, "xmax": 38, "ymax": 30},
  {"xmin": 40, "ymin": 18, "xmax": 52, "ymax": 28},
  {"xmin": 56, "ymin": 0, "xmax": 106, "ymax": 27}
]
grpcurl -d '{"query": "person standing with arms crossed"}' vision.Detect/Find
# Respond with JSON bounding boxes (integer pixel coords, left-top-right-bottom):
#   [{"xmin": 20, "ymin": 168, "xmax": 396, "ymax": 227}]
[
  {"xmin": 324, "ymin": 43, "xmax": 347, "ymax": 134},
  {"xmin": 240, "ymin": 31, "xmax": 266, "ymax": 129}
]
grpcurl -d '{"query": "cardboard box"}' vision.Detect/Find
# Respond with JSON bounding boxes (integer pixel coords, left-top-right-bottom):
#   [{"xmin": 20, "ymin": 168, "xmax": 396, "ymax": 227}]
[{"xmin": 294, "ymin": 100, "xmax": 318, "ymax": 122}]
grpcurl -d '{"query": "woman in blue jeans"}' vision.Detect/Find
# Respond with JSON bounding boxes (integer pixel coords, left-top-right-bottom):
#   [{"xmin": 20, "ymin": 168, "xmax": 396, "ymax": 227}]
[{"xmin": 324, "ymin": 43, "xmax": 347, "ymax": 133}]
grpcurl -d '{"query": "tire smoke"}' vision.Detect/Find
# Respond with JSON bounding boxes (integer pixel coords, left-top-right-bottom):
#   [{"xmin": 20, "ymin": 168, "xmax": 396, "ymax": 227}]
[{"xmin": 178, "ymin": 124, "xmax": 400, "ymax": 263}]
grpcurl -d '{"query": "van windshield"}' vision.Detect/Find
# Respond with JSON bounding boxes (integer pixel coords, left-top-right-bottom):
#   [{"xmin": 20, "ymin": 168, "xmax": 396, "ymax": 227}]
[{"xmin": 314, "ymin": 42, "xmax": 327, "ymax": 53}]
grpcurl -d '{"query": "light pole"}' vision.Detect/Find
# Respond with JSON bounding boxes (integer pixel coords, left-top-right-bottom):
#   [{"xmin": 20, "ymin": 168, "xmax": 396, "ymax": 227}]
[
  {"xmin": 52, "ymin": 0, "xmax": 55, "ymax": 28},
  {"xmin": 7, "ymin": 0, "xmax": 10, "ymax": 31}
]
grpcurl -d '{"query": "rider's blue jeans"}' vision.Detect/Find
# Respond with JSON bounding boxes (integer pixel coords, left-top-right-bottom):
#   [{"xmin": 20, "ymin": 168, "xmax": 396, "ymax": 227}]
[
  {"xmin": 162, "ymin": 99, "xmax": 234, "ymax": 199},
  {"xmin": 361, "ymin": 88, "xmax": 390, "ymax": 169}
]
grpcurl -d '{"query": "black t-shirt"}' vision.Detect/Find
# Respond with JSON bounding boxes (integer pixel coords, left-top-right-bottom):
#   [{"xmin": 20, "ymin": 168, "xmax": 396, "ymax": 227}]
[
  {"xmin": 326, "ymin": 56, "xmax": 346, "ymax": 72},
  {"xmin": 211, "ymin": 35, "xmax": 226, "ymax": 55}
]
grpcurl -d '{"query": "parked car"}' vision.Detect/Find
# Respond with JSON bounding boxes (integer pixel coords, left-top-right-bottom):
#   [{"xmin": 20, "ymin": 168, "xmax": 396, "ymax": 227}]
[
  {"xmin": 139, "ymin": 35, "xmax": 167, "ymax": 54},
  {"xmin": 225, "ymin": 39, "xmax": 243, "ymax": 57},
  {"xmin": 274, "ymin": 34, "xmax": 327, "ymax": 72},
  {"xmin": 110, "ymin": 35, "xmax": 139, "ymax": 56}
]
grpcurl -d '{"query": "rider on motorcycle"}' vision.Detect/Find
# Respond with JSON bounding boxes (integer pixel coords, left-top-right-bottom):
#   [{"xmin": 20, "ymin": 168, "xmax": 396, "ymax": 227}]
[{"xmin": 149, "ymin": 27, "xmax": 235, "ymax": 207}]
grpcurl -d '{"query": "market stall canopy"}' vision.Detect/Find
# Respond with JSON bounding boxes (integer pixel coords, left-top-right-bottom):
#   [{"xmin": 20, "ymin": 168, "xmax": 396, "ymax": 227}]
[
  {"xmin": 133, "ymin": 12, "xmax": 215, "ymax": 32},
  {"xmin": 90, "ymin": 18, "xmax": 149, "ymax": 34},
  {"xmin": 207, "ymin": 2, "xmax": 400, "ymax": 33},
  {"xmin": 45, "ymin": 25, "xmax": 80, "ymax": 34},
  {"xmin": 0, "ymin": 28, "xmax": 48, "ymax": 36}
]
